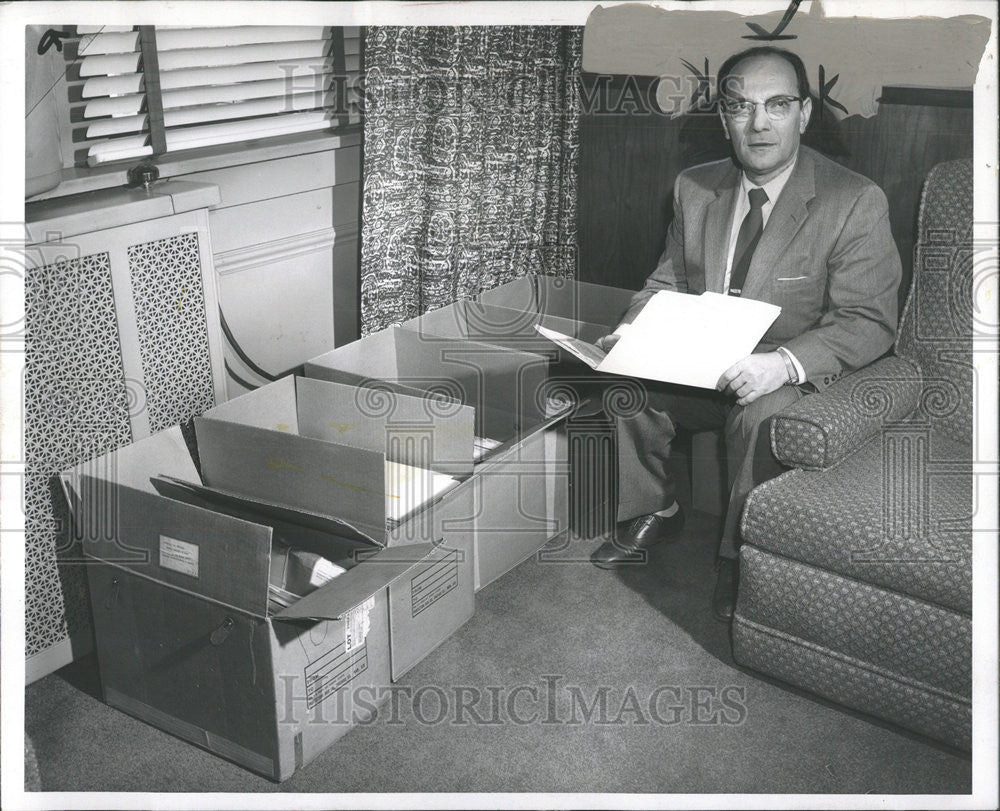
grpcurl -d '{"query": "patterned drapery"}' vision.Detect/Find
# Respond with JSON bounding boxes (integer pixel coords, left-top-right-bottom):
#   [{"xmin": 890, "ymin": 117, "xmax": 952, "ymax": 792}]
[{"xmin": 360, "ymin": 27, "xmax": 582, "ymax": 334}]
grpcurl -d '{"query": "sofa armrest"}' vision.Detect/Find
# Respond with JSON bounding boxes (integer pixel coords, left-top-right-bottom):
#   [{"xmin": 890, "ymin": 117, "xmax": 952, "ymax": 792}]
[{"xmin": 771, "ymin": 356, "xmax": 922, "ymax": 470}]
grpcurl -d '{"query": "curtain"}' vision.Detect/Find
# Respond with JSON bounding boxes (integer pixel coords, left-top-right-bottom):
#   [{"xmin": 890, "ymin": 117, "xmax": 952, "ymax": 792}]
[{"xmin": 360, "ymin": 26, "xmax": 582, "ymax": 334}]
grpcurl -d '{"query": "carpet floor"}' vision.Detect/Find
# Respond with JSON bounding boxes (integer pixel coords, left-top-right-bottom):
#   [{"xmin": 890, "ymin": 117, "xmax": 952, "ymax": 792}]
[{"xmin": 24, "ymin": 505, "xmax": 971, "ymax": 796}]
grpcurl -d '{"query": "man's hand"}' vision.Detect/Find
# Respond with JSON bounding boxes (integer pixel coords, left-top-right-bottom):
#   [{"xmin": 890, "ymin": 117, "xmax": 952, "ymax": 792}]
[
  {"xmin": 716, "ymin": 352, "xmax": 790, "ymax": 406},
  {"xmin": 596, "ymin": 333, "xmax": 621, "ymax": 353}
]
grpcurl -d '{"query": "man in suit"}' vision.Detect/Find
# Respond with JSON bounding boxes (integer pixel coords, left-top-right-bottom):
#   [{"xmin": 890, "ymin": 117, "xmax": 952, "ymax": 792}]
[{"xmin": 590, "ymin": 46, "xmax": 902, "ymax": 620}]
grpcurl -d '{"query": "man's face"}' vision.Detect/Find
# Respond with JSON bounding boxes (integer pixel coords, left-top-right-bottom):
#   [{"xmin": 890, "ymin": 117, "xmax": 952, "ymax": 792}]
[{"xmin": 718, "ymin": 55, "xmax": 812, "ymax": 184}]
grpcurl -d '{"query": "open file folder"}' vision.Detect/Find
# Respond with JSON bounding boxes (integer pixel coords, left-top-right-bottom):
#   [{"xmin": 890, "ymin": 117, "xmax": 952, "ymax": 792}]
[{"xmin": 536, "ymin": 290, "xmax": 781, "ymax": 389}]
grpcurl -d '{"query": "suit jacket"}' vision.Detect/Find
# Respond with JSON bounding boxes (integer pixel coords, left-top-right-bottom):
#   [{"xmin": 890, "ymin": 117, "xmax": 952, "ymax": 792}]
[{"xmin": 623, "ymin": 146, "xmax": 902, "ymax": 390}]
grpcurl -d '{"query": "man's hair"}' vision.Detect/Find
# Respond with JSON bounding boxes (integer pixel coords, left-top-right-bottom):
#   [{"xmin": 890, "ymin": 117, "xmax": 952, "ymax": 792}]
[{"xmin": 716, "ymin": 46, "xmax": 811, "ymax": 101}]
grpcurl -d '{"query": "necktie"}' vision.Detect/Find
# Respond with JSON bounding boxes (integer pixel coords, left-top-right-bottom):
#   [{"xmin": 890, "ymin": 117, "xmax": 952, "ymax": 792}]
[{"xmin": 728, "ymin": 187, "xmax": 768, "ymax": 297}]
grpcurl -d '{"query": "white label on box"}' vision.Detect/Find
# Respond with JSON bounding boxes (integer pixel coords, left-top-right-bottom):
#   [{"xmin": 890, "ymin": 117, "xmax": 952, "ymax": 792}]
[
  {"xmin": 344, "ymin": 596, "xmax": 375, "ymax": 653},
  {"xmin": 158, "ymin": 535, "xmax": 200, "ymax": 578}
]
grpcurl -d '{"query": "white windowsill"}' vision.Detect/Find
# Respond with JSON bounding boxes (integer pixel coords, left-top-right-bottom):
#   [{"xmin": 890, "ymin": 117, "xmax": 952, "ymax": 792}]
[{"xmin": 26, "ymin": 126, "xmax": 363, "ymax": 204}]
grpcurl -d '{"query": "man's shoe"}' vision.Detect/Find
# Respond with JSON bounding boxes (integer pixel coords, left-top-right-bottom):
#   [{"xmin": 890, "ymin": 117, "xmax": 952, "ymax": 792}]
[
  {"xmin": 713, "ymin": 557, "xmax": 739, "ymax": 622},
  {"xmin": 590, "ymin": 506, "xmax": 685, "ymax": 569}
]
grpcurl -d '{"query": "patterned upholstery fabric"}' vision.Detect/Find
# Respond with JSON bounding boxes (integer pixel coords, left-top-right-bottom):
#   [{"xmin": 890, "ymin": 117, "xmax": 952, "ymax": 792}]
[
  {"xmin": 742, "ymin": 432, "xmax": 971, "ymax": 613},
  {"xmin": 738, "ymin": 546, "xmax": 970, "ymax": 696},
  {"xmin": 896, "ymin": 160, "xmax": 974, "ymax": 449},
  {"xmin": 733, "ymin": 612, "xmax": 970, "ymax": 751},
  {"xmin": 734, "ymin": 160, "xmax": 973, "ymax": 749},
  {"xmin": 771, "ymin": 356, "xmax": 922, "ymax": 470}
]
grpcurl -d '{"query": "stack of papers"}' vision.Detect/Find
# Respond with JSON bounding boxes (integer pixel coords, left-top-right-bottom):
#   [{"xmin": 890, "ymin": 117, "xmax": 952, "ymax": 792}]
[
  {"xmin": 536, "ymin": 290, "xmax": 781, "ymax": 390},
  {"xmin": 385, "ymin": 460, "xmax": 459, "ymax": 525}
]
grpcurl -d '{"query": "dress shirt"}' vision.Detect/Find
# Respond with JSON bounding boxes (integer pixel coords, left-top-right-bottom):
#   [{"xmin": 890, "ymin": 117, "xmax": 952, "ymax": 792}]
[{"xmin": 723, "ymin": 160, "xmax": 807, "ymax": 384}]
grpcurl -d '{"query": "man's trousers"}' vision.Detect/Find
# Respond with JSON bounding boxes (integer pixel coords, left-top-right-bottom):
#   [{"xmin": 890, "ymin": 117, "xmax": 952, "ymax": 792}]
[{"xmin": 614, "ymin": 382, "xmax": 804, "ymax": 559}]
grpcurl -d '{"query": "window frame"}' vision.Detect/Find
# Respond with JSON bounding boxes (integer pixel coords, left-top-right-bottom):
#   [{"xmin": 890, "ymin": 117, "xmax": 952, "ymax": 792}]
[{"xmin": 31, "ymin": 24, "xmax": 363, "ymax": 202}]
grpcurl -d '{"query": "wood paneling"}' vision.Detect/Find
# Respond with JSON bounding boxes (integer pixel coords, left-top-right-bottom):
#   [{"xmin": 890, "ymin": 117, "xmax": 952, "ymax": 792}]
[
  {"xmin": 578, "ymin": 76, "xmax": 693, "ymax": 292},
  {"xmin": 834, "ymin": 102, "xmax": 973, "ymax": 306},
  {"xmin": 578, "ymin": 77, "xmax": 974, "ymax": 310}
]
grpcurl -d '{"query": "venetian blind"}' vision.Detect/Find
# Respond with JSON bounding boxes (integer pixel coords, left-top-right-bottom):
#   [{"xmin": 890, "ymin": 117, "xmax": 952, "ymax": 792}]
[{"xmin": 72, "ymin": 25, "xmax": 361, "ymax": 167}]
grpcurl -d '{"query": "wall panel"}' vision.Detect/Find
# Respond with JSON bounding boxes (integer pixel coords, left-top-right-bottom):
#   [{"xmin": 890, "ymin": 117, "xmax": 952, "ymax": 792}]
[{"xmin": 180, "ymin": 145, "xmax": 362, "ymax": 393}]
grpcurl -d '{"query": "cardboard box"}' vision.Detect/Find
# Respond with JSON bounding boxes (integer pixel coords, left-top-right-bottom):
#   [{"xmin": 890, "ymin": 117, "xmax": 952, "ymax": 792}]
[
  {"xmin": 477, "ymin": 274, "xmax": 636, "ymax": 329},
  {"xmin": 477, "ymin": 276, "xmax": 643, "ymax": 537},
  {"xmin": 304, "ymin": 328, "xmax": 573, "ymax": 591},
  {"xmin": 400, "ymin": 298, "xmax": 609, "ymax": 369},
  {"xmin": 304, "ymin": 326, "xmax": 551, "ymax": 446},
  {"xmin": 198, "ymin": 375, "xmax": 477, "ymax": 680},
  {"xmin": 62, "ymin": 426, "xmax": 443, "ymax": 781}
]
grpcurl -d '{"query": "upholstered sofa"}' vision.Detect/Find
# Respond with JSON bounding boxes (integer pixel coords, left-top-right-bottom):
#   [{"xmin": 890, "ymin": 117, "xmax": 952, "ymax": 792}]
[{"xmin": 733, "ymin": 159, "xmax": 974, "ymax": 750}]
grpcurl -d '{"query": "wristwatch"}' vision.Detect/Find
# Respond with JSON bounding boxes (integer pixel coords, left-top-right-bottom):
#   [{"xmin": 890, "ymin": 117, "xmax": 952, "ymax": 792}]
[{"xmin": 776, "ymin": 347, "xmax": 799, "ymax": 384}]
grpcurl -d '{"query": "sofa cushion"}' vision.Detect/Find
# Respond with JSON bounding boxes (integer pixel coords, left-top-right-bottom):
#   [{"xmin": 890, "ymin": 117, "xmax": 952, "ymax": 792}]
[{"xmin": 741, "ymin": 432, "xmax": 971, "ymax": 614}]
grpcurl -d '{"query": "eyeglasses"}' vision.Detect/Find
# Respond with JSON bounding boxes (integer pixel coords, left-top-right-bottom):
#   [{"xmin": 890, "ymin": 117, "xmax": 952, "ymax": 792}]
[{"xmin": 720, "ymin": 95, "xmax": 804, "ymax": 121}]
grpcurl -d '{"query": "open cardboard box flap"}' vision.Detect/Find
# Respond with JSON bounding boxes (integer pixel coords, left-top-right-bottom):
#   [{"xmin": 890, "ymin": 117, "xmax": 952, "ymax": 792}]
[
  {"xmin": 64, "ymin": 425, "xmax": 443, "ymax": 622},
  {"xmin": 195, "ymin": 415, "xmax": 388, "ymax": 541},
  {"xmin": 79, "ymin": 474, "xmax": 436, "ymax": 621},
  {"xmin": 61, "ymin": 424, "xmax": 199, "ymax": 498},
  {"xmin": 403, "ymin": 298, "xmax": 608, "ymax": 346},
  {"xmin": 153, "ymin": 475, "xmax": 378, "ymax": 545},
  {"xmin": 305, "ymin": 327, "xmax": 554, "ymax": 446},
  {"xmin": 203, "ymin": 375, "xmax": 475, "ymax": 478},
  {"xmin": 77, "ymin": 473, "xmax": 275, "ymax": 617},
  {"xmin": 273, "ymin": 541, "xmax": 436, "ymax": 621},
  {"xmin": 477, "ymin": 274, "xmax": 636, "ymax": 329}
]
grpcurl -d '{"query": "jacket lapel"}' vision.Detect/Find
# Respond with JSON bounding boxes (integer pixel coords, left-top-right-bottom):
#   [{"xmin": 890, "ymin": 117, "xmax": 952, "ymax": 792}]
[
  {"xmin": 742, "ymin": 148, "xmax": 816, "ymax": 300},
  {"xmin": 703, "ymin": 163, "xmax": 740, "ymax": 294}
]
